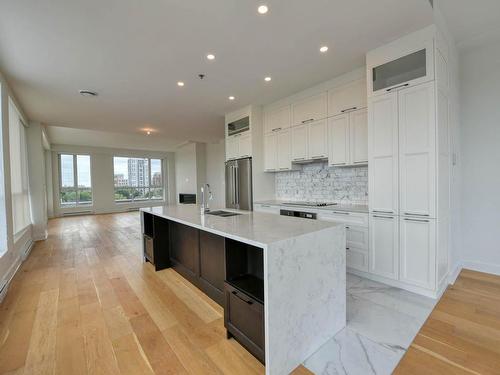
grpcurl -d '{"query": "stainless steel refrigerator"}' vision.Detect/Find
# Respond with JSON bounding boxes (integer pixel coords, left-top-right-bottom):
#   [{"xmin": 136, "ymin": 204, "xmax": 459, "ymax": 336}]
[{"xmin": 225, "ymin": 157, "xmax": 253, "ymax": 211}]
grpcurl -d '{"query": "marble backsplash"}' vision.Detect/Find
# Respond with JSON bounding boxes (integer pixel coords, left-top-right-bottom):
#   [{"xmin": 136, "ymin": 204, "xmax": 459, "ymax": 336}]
[{"xmin": 275, "ymin": 162, "xmax": 368, "ymax": 204}]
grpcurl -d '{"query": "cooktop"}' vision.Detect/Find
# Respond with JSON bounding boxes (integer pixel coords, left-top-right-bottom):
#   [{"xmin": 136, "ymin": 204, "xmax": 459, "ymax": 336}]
[{"xmin": 283, "ymin": 202, "xmax": 338, "ymax": 207}]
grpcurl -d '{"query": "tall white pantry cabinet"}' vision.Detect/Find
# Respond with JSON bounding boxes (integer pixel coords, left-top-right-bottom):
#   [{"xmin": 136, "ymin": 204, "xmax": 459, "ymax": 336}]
[{"xmin": 366, "ymin": 26, "xmax": 451, "ymax": 298}]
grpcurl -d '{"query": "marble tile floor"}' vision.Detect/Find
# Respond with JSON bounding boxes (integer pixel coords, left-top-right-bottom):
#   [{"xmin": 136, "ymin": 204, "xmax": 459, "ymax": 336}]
[{"xmin": 304, "ymin": 273, "xmax": 437, "ymax": 375}]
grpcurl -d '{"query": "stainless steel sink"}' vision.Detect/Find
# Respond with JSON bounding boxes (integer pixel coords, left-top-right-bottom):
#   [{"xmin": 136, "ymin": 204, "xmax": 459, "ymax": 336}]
[{"xmin": 205, "ymin": 210, "xmax": 241, "ymax": 217}]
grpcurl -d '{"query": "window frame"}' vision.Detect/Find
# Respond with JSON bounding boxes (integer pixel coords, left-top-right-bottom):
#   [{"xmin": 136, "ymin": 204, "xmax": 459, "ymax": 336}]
[
  {"xmin": 58, "ymin": 153, "xmax": 93, "ymax": 207},
  {"xmin": 113, "ymin": 156, "xmax": 165, "ymax": 203}
]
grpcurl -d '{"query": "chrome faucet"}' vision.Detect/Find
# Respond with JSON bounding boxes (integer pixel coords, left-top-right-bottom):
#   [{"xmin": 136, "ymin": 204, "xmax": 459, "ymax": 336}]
[{"xmin": 200, "ymin": 183, "xmax": 213, "ymax": 214}]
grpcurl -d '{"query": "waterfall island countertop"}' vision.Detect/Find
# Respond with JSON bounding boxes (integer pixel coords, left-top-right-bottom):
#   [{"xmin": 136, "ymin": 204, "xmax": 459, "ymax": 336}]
[{"xmin": 140, "ymin": 204, "xmax": 346, "ymax": 375}]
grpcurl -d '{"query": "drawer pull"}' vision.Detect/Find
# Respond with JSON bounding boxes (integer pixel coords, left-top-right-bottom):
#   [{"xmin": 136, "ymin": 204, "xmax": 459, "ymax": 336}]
[
  {"xmin": 279, "ymin": 167, "xmax": 288, "ymax": 170},
  {"xmin": 373, "ymin": 210, "xmax": 393, "ymax": 214},
  {"xmin": 373, "ymin": 215, "xmax": 394, "ymax": 219},
  {"xmin": 404, "ymin": 218, "xmax": 430, "ymax": 223},
  {"xmin": 272, "ymin": 127, "xmax": 282, "ymax": 132},
  {"xmin": 341, "ymin": 106, "xmax": 357, "ymax": 113},
  {"xmin": 346, "ymin": 247, "xmax": 350, "ymax": 250},
  {"xmin": 232, "ymin": 290, "xmax": 253, "ymax": 305},
  {"xmin": 404, "ymin": 213, "xmax": 429, "ymax": 217},
  {"xmin": 386, "ymin": 83, "xmax": 409, "ymax": 92},
  {"xmin": 332, "ymin": 211, "xmax": 349, "ymax": 215},
  {"xmin": 345, "ymin": 226, "xmax": 350, "ymax": 229},
  {"xmin": 312, "ymin": 155, "xmax": 325, "ymax": 159},
  {"xmin": 301, "ymin": 118, "xmax": 315, "ymax": 124},
  {"xmin": 293, "ymin": 157, "xmax": 305, "ymax": 161}
]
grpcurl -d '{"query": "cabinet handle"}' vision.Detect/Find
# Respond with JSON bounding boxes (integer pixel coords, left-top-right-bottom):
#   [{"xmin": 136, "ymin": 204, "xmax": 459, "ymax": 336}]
[
  {"xmin": 341, "ymin": 106, "xmax": 357, "ymax": 113},
  {"xmin": 332, "ymin": 211, "xmax": 349, "ymax": 215},
  {"xmin": 354, "ymin": 161, "xmax": 367, "ymax": 164},
  {"xmin": 272, "ymin": 127, "xmax": 282, "ymax": 132},
  {"xmin": 345, "ymin": 226, "xmax": 350, "ymax": 229},
  {"xmin": 279, "ymin": 167, "xmax": 288, "ymax": 170},
  {"xmin": 404, "ymin": 213, "xmax": 429, "ymax": 217},
  {"xmin": 311, "ymin": 155, "xmax": 325, "ymax": 159},
  {"xmin": 240, "ymin": 155, "xmax": 250, "ymax": 158},
  {"xmin": 301, "ymin": 118, "xmax": 315, "ymax": 124},
  {"xmin": 293, "ymin": 157, "xmax": 305, "ymax": 161},
  {"xmin": 373, "ymin": 215, "xmax": 394, "ymax": 219},
  {"xmin": 232, "ymin": 290, "xmax": 253, "ymax": 305},
  {"xmin": 373, "ymin": 210, "xmax": 393, "ymax": 214},
  {"xmin": 404, "ymin": 218, "xmax": 430, "ymax": 223},
  {"xmin": 386, "ymin": 83, "xmax": 409, "ymax": 92},
  {"xmin": 346, "ymin": 247, "xmax": 350, "ymax": 250},
  {"xmin": 261, "ymin": 205, "xmax": 271, "ymax": 207}
]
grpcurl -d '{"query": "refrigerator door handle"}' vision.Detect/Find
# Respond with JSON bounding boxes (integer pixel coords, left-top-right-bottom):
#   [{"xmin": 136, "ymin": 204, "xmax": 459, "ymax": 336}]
[{"xmin": 234, "ymin": 165, "xmax": 239, "ymax": 207}]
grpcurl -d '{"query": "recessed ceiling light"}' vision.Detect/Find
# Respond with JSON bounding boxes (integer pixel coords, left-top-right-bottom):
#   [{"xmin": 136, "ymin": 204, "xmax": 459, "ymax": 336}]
[
  {"xmin": 264, "ymin": 76, "xmax": 272, "ymax": 82},
  {"xmin": 206, "ymin": 54, "xmax": 215, "ymax": 60},
  {"xmin": 228, "ymin": 96, "xmax": 235, "ymax": 101},
  {"xmin": 320, "ymin": 46, "xmax": 329, "ymax": 53},
  {"xmin": 257, "ymin": 5, "xmax": 268, "ymax": 14},
  {"xmin": 146, "ymin": 130, "xmax": 151, "ymax": 135},
  {"xmin": 79, "ymin": 89, "xmax": 98, "ymax": 97},
  {"xmin": 177, "ymin": 81, "xmax": 185, "ymax": 87}
]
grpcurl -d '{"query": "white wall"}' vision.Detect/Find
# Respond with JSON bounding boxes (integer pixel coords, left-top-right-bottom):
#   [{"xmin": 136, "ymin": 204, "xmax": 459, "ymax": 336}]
[
  {"xmin": 0, "ymin": 71, "xmax": 41, "ymax": 299},
  {"xmin": 174, "ymin": 142, "xmax": 208, "ymax": 203},
  {"xmin": 26, "ymin": 122, "xmax": 48, "ymax": 240},
  {"xmin": 205, "ymin": 140, "xmax": 226, "ymax": 208},
  {"xmin": 50, "ymin": 144, "xmax": 175, "ymax": 216},
  {"xmin": 459, "ymin": 37, "xmax": 500, "ymax": 274}
]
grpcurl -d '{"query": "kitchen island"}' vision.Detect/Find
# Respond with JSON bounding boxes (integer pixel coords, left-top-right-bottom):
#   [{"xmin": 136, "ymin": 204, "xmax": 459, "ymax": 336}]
[{"xmin": 140, "ymin": 205, "xmax": 346, "ymax": 375}]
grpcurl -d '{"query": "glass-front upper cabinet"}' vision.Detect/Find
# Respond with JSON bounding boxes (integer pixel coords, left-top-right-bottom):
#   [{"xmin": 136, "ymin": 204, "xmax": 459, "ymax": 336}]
[{"xmin": 367, "ymin": 36, "xmax": 434, "ymax": 96}]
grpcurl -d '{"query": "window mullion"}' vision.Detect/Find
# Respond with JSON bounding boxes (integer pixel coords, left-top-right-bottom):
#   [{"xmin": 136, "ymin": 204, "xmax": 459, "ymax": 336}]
[{"xmin": 74, "ymin": 154, "xmax": 79, "ymax": 205}]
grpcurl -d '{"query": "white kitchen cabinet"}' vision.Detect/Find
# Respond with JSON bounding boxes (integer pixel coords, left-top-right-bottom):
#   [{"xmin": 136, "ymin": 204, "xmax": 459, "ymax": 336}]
[
  {"xmin": 369, "ymin": 214, "xmax": 399, "ymax": 280},
  {"xmin": 264, "ymin": 133, "xmax": 277, "ymax": 171},
  {"xmin": 328, "ymin": 79, "xmax": 367, "ymax": 117},
  {"xmin": 317, "ymin": 210, "xmax": 369, "ymax": 227},
  {"xmin": 347, "ymin": 248, "xmax": 369, "ymax": 272},
  {"xmin": 239, "ymin": 133, "xmax": 252, "ymax": 158},
  {"xmin": 307, "ymin": 119, "xmax": 328, "ymax": 160},
  {"xmin": 328, "ymin": 114, "xmax": 349, "ymax": 166},
  {"xmin": 368, "ymin": 92, "xmax": 399, "ymax": 215},
  {"xmin": 225, "ymin": 132, "xmax": 252, "ymax": 161},
  {"xmin": 264, "ymin": 105, "xmax": 291, "ymax": 134},
  {"xmin": 328, "ymin": 108, "xmax": 368, "ymax": 167},
  {"xmin": 399, "ymin": 217, "xmax": 436, "ymax": 289},
  {"xmin": 291, "ymin": 124, "xmax": 308, "ymax": 162},
  {"xmin": 226, "ymin": 136, "xmax": 239, "ymax": 160},
  {"xmin": 350, "ymin": 109, "xmax": 368, "ymax": 164},
  {"xmin": 399, "ymin": 81, "xmax": 436, "ymax": 218},
  {"xmin": 291, "ymin": 92, "xmax": 328, "ymax": 126},
  {"xmin": 346, "ymin": 225, "xmax": 369, "ymax": 250},
  {"xmin": 276, "ymin": 129, "xmax": 292, "ymax": 170},
  {"xmin": 264, "ymin": 129, "xmax": 293, "ymax": 172}
]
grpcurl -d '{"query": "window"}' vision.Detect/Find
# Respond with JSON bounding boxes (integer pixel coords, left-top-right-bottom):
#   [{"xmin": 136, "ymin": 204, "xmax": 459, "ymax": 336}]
[
  {"xmin": 113, "ymin": 157, "xmax": 164, "ymax": 202},
  {"xmin": 9, "ymin": 98, "xmax": 31, "ymax": 235},
  {"xmin": 59, "ymin": 154, "xmax": 92, "ymax": 206}
]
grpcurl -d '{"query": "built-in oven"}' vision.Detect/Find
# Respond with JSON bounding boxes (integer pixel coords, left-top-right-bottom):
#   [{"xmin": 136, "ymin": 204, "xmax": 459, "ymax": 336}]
[
  {"xmin": 280, "ymin": 209, "xmax": 317, "ymax": 220},
  {"xmin": 227, "ymin": 116, "xmax": 250, "ymax": 136}
]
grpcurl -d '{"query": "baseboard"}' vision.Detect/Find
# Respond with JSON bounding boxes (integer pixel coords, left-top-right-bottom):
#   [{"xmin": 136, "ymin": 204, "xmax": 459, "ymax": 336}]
[
  {"xmin": 448, "ymin": 262, "xmax": 463, "ymax": 285},
  {"xmin": 461, "ymin": 260, "xmax": 500, "ymax": 277},
  {"xmin": 0, "ymin": 255, "xmax": 23, "ymax": 303}
]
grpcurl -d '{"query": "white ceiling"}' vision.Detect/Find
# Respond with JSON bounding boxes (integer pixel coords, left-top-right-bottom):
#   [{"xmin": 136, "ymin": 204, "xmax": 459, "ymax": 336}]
[
  {"xmin": 438, "ymin": 0, "xmax": 500, "ymax": 49},
  {"xmin": 0, "ymin": 0, "xmax": 432, "ymax": 147}
]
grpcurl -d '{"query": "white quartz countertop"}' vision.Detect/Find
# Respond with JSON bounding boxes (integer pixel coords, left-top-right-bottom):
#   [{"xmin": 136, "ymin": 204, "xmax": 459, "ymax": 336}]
[
  {"xmin": 140, "ymin": 204, "xmax": 341, "ymax": 248},
  {"xmin": 254, "ymin": 200, "xmax": 369, "ymax": 213}
]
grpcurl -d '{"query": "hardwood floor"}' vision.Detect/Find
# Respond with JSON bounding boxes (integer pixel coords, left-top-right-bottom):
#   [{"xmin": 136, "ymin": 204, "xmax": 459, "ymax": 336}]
[
  {"xmin": 395, "ymin": 269, "xmax": 500, "ymax": 374},
  {"xmin": 0, "ymin": 212, "xmax": 313, "ymax": 375}
]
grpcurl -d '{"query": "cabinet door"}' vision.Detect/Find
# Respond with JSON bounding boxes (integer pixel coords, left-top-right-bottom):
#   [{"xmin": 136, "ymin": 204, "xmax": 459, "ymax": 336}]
[
  {"xmin": 292, "ymin": 92, "xmax": 328, "ymax": 126},
  {"xmin": 226, "ymin": 136, "xmax": 239, "ymax": 161},
  {"xmin": 328, "ymin": 114, "xmax": 349, "ymax": 166},
  {"xmin": 169, "ymin": 222, "xmax": 199, "ymax": 278},
  {"xmin": 291, "ymin": 124, "xmax": 308, "ymax": 162},
  {"xmin": 238, "ymin": 133, "xmax": 252, "ymax": 158},
  {"xmin": 368, "ymin": 92, "xmax": 399, "ymax": 214},
  {"xmin": 264, "ymin": 133, "xmax": 277, "ymax": 171},
  {"xmin": 264, "ymin": 105, "xmax": 291, "ymax": 134},
  {"xmin": 346, "ymin": 225, "xmax": 369, "ymax": 250},
  {"xmin": 307, "ymin": 119, "xmax": 328, "ymax": 160},
  {"xmin": 369, "ymin": 214, "xmax": 399, "ymax": 280},
  {"xmin": 199, "ymin": 231, "xmax": 225, "ymax": 304},
  {"xmin": 350, "ymin": 108, "xmax": 368, "ymax": 164},
  {"xmin": 328, "ymin": 79, "xmax": 367, "ymax": 117},
  {"xmin": 399, "ymin": 82, "xmax": 436, "ymax": 218},
  {"xmin": 347, "ymin": 248, "xmax": 369, "ymax": 272},
  {"xmin": 399, "ymin": 217, "xmax": 436, "ymax": 289},
  {"xmin": 276, "ymin": 129, "xmax": 292, "ymax": 170}
]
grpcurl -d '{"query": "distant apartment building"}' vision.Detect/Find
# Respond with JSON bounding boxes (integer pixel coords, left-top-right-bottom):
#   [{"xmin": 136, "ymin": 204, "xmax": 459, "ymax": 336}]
[
  {"xmin": 114, "ymin": 174, "xmax": 128, "ymax": 187},
  {"xmin": 128, "ymin": 158, "xmax": 149, "ymax": 186}
]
